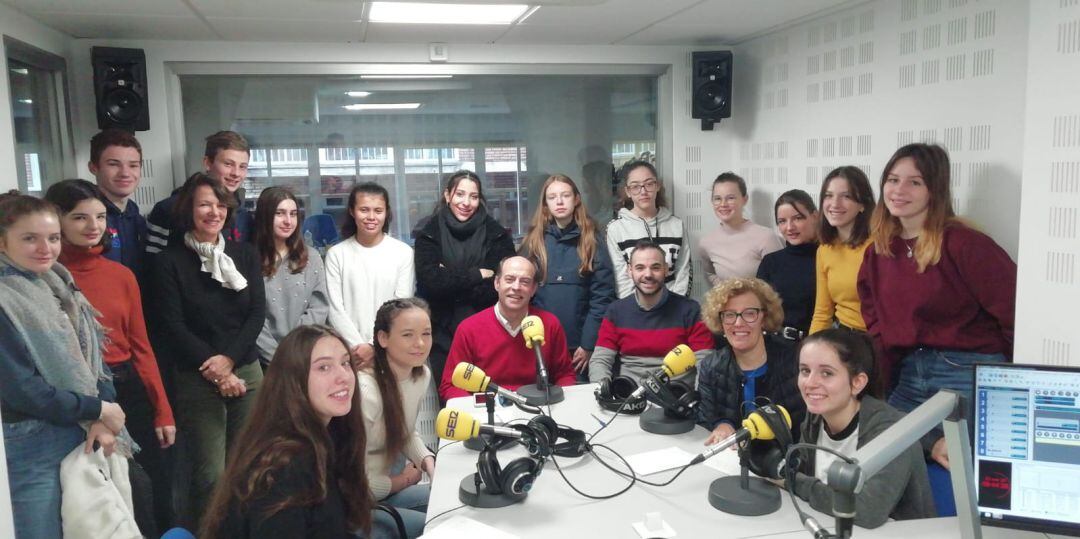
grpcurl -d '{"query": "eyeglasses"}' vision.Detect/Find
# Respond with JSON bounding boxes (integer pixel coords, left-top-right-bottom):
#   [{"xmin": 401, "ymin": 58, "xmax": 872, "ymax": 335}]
[
  {"xmin": 627, "ymin": 180, "xmax": 659, "ymax": 195},
  {"xmin": 719, "ymin": 307, "xmax": 763, "ymax": 325}
]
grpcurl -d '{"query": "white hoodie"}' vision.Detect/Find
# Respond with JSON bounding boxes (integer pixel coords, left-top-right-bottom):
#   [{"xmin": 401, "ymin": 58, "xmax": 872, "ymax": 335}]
[{"xmin": 605, "ymin": 206, "xmax": 692, "ymax": 298}]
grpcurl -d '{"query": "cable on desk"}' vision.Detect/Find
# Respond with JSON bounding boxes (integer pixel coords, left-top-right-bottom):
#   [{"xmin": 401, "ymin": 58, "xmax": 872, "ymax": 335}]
[
  {"xmin": 424, "ymin": 503, "xmax": 467, "ymax": 528},
  {"xmin": 591, "ymin": 443, "xmax": 695, "ymax": 487},
  {"xmin": 432, "ymin": 439, "xmax": 461, "ymax": 458},
  {"xmin": 546, "ymin": 442, "xmax": 638, "ymax": 500},
  {"xmin": 586, "ymin": 397, "xmax": 631, "ymax": 443}
]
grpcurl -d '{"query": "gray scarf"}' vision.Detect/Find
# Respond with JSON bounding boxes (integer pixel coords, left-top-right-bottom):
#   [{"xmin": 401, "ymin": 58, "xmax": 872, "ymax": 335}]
[{"xmin": 0, "ymin": 254, "xmax": 135, "ymax": 457}]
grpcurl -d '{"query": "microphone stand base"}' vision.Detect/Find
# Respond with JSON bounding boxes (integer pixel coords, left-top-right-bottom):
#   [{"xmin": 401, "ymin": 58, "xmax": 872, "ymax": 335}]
[
  {"xmin": 458, "ymin": 475, "xmax": 526, "ymax": 508},
  {"xmin": 518, "ymin": 384, "xmax": 565, "ymax": 405},
  {"xmin": 639, "ymin": 407, "xmax": 695, "ymax": 435},
  {"xmin": 707, "ymin": 475, "xmax": 781, "ymax": 516}
]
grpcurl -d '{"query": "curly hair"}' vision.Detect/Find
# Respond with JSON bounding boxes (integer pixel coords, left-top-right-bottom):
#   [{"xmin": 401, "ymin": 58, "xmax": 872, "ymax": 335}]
[{"xmin": 701, "ymin": 277, "xmax": 785, "ymax": 334}]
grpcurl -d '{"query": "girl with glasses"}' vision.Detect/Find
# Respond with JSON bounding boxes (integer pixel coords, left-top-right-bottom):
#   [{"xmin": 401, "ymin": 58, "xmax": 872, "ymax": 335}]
[
  {"xmin": 699, "ymin": 172, "xmax": 783, "ymax": 286},
  {"xmin": 696, "ymin": 277, "xmax": 805, "ymax": 446},
  {"xmin": 606, "ymin": 160, "xmax": 692, "ymax": 298}
]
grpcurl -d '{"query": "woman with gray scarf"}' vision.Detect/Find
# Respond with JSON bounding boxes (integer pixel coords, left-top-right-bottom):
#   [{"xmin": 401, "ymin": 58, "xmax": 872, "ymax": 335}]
[
  {"xmin": 151, "ymin": 173, "xmax": 265, "ymax": 528},
  {"xmin": 0, "ymin": 191, "xmax": 132, "ymax": 538}
]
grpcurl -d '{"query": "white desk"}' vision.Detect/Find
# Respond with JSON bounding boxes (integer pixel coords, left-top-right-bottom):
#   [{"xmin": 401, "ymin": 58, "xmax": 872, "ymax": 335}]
[{"xmin": 425, "ymin": 385, "xmax": 1056, "ymax": 539}]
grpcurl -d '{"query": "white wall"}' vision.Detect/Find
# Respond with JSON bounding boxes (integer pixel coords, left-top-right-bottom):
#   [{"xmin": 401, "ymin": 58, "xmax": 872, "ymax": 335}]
[
  {"xmin": 1015, "ymin": 0, "xmax": 1080, "ymax": 367},
  {"xmin": 0, "ymin": 2, "xmax": 72, "ymax": 192}
]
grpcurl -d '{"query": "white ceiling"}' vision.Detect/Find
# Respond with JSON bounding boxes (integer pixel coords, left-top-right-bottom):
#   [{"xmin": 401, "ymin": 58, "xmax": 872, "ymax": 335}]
[{"xmin": 1, "ymin": 0, "xmax": 864, "ymax": 46}]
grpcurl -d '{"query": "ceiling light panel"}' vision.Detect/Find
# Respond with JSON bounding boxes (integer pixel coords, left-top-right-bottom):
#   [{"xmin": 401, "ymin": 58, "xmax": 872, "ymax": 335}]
[
  {"xmin": 343, "ymin": 103, "xmax": 423, "ymax": 110},
  {"xmin": 368, "ymin": 2, "xmax": 532, "ymax": 25}
]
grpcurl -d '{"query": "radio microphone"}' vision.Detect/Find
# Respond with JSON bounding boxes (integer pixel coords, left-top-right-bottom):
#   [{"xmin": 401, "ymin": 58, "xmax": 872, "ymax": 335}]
[
  {"xmin": 521, "ymin": 315, "xmax": 548, "ymax": 386},
  {"xmin": 630, "ymin": 344, "xmax": 695, "ymax": 400},
  {"xmin": 436, "ymin": 408, "xmax": 522, "ymax": 442},
  {"xmin": 451, "ymin": 362, "xmax": 531, "ymax": 407},
  {"xmin": 690, "ymin": 404, "xmax": 792, "ymax": 465}
]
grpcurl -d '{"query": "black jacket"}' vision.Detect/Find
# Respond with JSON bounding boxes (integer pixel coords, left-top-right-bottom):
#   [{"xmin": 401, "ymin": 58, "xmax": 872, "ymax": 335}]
[{"xmin": 696, "ymin": 335, "xmax": 806, "ymax": 440}]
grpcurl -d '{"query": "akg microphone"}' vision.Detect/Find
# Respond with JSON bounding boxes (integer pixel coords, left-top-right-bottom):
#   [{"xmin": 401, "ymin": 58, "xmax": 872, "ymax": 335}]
[
  {"xmin": 521, "ymin": 315, "xmax": 549, "ymax": 386},
  {"xmin": 452, "ymin": 362, "xmax": 531, "ymax": 407},
  {"xmin": 629, "ymin": 344, "xmax": 695, "ymax": 400},
  {"xmin": 436, "ymin": 408, "xmax": 522, "ymax": 442},
  {"xmin": 690, "ymin": 404, "xmax": 792, "ymax": 465}
]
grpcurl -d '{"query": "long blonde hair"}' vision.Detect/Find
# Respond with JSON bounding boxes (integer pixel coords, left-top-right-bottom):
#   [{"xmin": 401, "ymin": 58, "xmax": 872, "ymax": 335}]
[
  {"xmin": 870, "ymin": 143, "xmax": 955, "ymax": 273},
  {"xmin": 520, "ymin": 174, "xmax": 600, "ymax": 280}
]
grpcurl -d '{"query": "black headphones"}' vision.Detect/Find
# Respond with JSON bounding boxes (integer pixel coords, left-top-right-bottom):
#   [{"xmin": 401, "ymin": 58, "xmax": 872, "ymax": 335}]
[
  {"xmin": 476, "ymin": 415, "xmax": 557, "ymax": 496},
  {"xmin": 641, "ymin": 373, "xmax": 699, "ymax": 420},
  {"xmin": 594, "ymin": 376, "xmax": 648, "ymax": 414},
  {"xmin": 745, "ymin": 403, "xmax": 794, "ymax": 480}
]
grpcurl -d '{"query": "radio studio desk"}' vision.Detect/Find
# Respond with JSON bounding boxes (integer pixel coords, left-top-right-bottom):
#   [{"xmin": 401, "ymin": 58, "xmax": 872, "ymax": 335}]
[{"xmin": 425, "ymin": 385, "xmax": 1056, "ymax": 538}]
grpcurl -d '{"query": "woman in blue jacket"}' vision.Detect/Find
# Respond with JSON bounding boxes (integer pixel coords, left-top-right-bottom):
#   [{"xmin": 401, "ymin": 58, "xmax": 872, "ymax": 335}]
[{"xmin": 520, "ymin": 174, "xmax": 616, "ymax": 379}]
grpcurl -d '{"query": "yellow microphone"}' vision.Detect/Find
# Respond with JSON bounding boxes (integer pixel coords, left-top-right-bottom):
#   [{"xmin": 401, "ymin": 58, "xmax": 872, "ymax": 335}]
[
  {"xmin": 521, "ymin": 315, "xmax": 545, "ymax": 349},
  {"xmin": 691, "ymin": 405, "xmax": 792, "ymax": 464},
  {"xmin": 630, "ymin": 344, "xmax": 697, "ymax": 399},
  {"xmin": 435, "ymin": 408, "xmax": 523, "ymax": 442},
  {"xmin": 451, "ymin": 362, "xmax": 530, "ymax": 406}
]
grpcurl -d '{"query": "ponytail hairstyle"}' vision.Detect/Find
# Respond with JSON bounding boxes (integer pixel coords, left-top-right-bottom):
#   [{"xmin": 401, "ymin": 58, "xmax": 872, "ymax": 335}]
[
  {"xmin": 798, "ymin": 328, "xmax": 882, "ymax": 399},
  {"xmin": 616, "ymin": 160, "xmax": 667, "ymax": 210},
  {"xmin": 43, "ymin": 179, "xmax": 112, "ymax": 252},
  {"xmin": 370, "ymin": 297, "xmax": 431, "ymax": 462},
  {"xmin": 341, "ymin": 181, "xmax": 393, "ymax": 239},
  {"xmin": 519, "ymin": 174, "xmax": 600, "ymax": 280},
  {"xmin": 254, "ymin": 186, "xmax": 308, "ymax": 277},
  {"xmin": 870, "ymin": 143, "xmax": 956, "ymax": 273},
  {"xmin": 433, "ymin": 170, "xmax": 486, "ymax": 215}
]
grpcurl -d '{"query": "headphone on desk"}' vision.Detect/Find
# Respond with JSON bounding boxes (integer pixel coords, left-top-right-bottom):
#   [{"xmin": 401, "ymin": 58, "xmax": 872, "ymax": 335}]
[
  {"xmin": 476, "ymin": 415, "xmax": 557, "ymax": 495},
  {"xmin": 641, "ymin": 374, "xmax": 699, "ymax": 420},
  {"xmin": 594, "ymin": 376, "xmax": 648, "ymax": 414},
  {"xmin": 744, "ymin": 403, "xmax": 795, "ymax": 480}
]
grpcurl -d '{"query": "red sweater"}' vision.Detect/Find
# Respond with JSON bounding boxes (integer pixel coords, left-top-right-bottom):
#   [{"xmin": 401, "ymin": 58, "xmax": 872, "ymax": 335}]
[
  {"xmin": 60, "ymin": 246, "xmax": 175, "ymax": 428},
  {"xmin": 440, "ymin": 306, "xmax": 576, "ymax": 400},
  {"xmin": 857, "ymin": 224, "xmax": 1016, "ymax": 384}
]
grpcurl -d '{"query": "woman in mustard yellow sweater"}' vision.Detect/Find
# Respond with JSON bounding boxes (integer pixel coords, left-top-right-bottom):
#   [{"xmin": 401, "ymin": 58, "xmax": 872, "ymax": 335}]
[{"xmin": 810, "ymin": 167, "xmax": 875, "ymax": 334}]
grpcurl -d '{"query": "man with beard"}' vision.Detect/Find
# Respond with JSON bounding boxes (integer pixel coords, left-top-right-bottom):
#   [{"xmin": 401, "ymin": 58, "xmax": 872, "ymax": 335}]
[
  {"xmin": 589, "ymin": 240, "xmax": 713, "ymax": 386},
  {"xmin": 439, "ymin": 256, "xmax": 577, "ymax": 400}
]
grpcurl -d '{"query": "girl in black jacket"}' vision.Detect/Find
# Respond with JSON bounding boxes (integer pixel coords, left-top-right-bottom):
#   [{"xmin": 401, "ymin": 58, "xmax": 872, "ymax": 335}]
[{"xmin": 413, "ymin": 170, "xmax": 515, "ymax": 386}]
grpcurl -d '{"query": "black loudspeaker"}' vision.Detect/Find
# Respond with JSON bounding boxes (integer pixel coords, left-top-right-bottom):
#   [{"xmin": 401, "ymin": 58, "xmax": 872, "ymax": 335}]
[
  {"xmin": 691, "ymin": 50, "xmax": 733, "ymax": 130},
  {"xmin": 92, "ymin": 46, "xmax": 149, "ymax": 131}
]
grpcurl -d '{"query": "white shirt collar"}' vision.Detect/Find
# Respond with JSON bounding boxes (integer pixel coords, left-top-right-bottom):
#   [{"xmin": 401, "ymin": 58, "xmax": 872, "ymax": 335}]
[{"xmin": 493, "ymin": 303, "xmax": 523, "ymax": 337}]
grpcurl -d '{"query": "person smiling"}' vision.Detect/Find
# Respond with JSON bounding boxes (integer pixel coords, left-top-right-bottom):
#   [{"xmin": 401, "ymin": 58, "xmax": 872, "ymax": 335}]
[
  {"xmin": 326, "ymin": 182, "xmax": 415, "ymax": 371},
  {"xmin": 254, "ymin": 186, "xmax": 329, "ymax": 366},
  {"xmin": 200, "ymin": 325, "xmax": 373, "ymax": 539},
  {"xmin": 47, "ymin": 179, "xmax": 176, "ymax": 531},
  {"xmin": 756, "ymin": 190, "xmax": 820, "ymax": 338},
  {"xmin": 519, "ymin": 174, "xmax": 616, "ymax": 380},
  {"xmin": 809, "ymin": 166, "xmax": 876, "ymax": 334},
  {"xmin": 696, "ymin": 277, "xmax": 804, "ymax": 444},
  {"xmin": 606, "ymin": 160, "xmax": 692, "ymax": 298},
  {"xmin": 789, "ymin": 329, "xmax": 935, "ymax": 528},
  {"xmin": 360, "ymin": 298, "xmax": 437, "ymax": 538},
  {"xmin": 151, "ymin": 173, "xmax": 265, "ymax": 527},
  {"xmin": 699, "ymin": 172, "xmax": 783, "ymax": 286},
  {"xmin": 858, "ymin": 143, "xmax": 1015, "ymax": 469},
  {"xmin": 415, "ymin": 170, "xmax": 515, "ymax": 387},
  {"xmin": 0, "ymin": 191, "xmax": 132, "ymax": 538},
  {"xmin": 88, "ymin": 129, "xmax": 149, "ymax": 279}
]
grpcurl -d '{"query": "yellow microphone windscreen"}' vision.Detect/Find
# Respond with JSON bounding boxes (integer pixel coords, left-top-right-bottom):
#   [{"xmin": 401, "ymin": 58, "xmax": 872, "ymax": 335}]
[
  {"xmin": 452, "ymin": 362, "xmax": 490, "ymax": 393},
  {"xmin": 435, "ymin": 408, "xmax": 479, "ymax": 441},
  {"xmin": 521, "ymin": 315, "xmax": 545, "ymax": 349}
]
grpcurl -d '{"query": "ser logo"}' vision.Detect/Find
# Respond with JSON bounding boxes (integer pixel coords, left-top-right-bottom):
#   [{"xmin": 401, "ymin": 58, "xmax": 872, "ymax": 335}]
[
  {"xmin": 463, "ymin": 364, "xmax": 475, "ymax": 380},
  {"xmin": 445, "ymin": 410, "xmax": 459, "ymax": 438}
]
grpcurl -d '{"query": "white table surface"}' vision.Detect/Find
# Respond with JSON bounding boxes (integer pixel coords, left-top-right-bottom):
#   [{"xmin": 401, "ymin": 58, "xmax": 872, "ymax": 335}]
[{"xmin": 424, "ymin": 384, "xmax": 1059, "ymax": 539}]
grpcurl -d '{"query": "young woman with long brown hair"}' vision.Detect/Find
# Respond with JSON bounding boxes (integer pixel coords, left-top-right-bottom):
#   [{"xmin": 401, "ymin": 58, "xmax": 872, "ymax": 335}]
[
  {"xmin": 253, "ymin": 186, "xmax": 329, "ymax": 366},
  {"xmin": 858, "ymin": 143, "xmax": 1015, "ymax": 469},
  {"xmin": 200, "ymin": 324, "xmax": 372, "ymax": 538},
  {"xmin": 360, "ymin": 298, "xmax": 437, "ymax": 538},
  {"xmin": 519, "ymin": 174, "xmax": 616, "ymax": 378}
]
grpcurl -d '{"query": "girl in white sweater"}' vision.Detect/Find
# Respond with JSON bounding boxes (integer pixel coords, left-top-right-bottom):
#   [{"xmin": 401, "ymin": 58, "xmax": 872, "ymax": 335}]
[{"xmin": 359, "ymin": 297, "xmax": 435, "ymax": 539}]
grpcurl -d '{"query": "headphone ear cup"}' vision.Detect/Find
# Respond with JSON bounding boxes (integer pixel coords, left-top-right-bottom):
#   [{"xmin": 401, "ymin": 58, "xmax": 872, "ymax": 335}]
[
  {"xmin": 666, "ymin": 381, "xmax": 699, "ymax": 419},
  {"xmin": 552, "ymin": 426, "xmax": 588, "ymax": 458},
  {"xmin": 500, "ymin": 458, "xmax": 540, "ymax": 496},
  {"xmin": 527, "ymin": 415, "xmax": 558, "ymax": 457},
  {"xmin": 477, "ymin": 449, "xmax": 503, "ymax": 495}
]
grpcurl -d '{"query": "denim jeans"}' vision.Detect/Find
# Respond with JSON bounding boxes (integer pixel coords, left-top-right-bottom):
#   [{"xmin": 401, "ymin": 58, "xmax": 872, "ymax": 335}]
[
  {"xmin": 373, "ymin": 455, "xmax": 429, "ymax": 538},
  {"xmin": 3, "ymin": 419, "xmax": 85, "ymax": 539}
]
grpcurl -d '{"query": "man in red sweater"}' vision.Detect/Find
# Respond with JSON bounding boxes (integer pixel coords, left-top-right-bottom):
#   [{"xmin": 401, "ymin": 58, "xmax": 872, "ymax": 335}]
[{"xmin": 439, "ymin": 256, "xmax": 577, "ymax": 400}]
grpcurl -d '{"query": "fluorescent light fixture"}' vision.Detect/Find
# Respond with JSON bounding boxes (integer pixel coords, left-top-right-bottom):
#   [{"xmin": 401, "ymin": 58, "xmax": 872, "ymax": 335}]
[
  {"xmin": 360, "ymin": 74, "xmax": 453, "ymax": 80},
  {"xmin": 343, "ymin": 103, "xmax": 422, "ymax": 111},
  {"xmin": 10, "ymin": 68, "xmax": 28, "ymax": 75},
  {"xmin": 345, "ymin": 91, "xmax": 372, "ymax": 97},
  {"xmin": 368, "ymin": 2, "xmax": 531, "ymax": 25},
  {"xmin": 17, "ymin": 99, "xmax": 33, "ymax": 104}
]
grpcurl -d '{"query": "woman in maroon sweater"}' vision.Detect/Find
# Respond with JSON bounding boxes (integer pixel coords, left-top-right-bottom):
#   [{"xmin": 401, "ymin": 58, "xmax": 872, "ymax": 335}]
[{"xmin": 857, "ymin": 143, "xmax": 1015, "ymax": 469}]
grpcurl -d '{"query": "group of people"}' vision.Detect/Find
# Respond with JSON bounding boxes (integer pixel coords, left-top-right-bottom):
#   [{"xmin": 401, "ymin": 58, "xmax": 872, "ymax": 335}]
[{"xmin": 0, "ymin": 125, "xmax": 1016, "ymax": 538}]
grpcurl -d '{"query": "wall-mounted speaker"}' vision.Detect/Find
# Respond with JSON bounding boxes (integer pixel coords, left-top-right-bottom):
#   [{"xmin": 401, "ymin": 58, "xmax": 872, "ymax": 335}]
[
  {"xmin": 691, "ymin": 50, "xmax": 733, "ymax": 131},
  {"xmin": 92, "ymin": 46, "xmax": 149, "ymax": 131}
]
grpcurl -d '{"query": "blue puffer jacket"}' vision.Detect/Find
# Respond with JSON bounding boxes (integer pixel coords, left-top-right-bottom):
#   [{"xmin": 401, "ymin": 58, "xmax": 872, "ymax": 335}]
[{"xmin": 529, "ymin": 222, "xmax": 616, "ymax": 352}]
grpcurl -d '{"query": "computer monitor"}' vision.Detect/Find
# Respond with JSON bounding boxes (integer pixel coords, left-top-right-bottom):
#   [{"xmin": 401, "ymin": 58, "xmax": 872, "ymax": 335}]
[{"xmin": 974, "ymin": 362, "xmax": 1080, "ymax": 536}]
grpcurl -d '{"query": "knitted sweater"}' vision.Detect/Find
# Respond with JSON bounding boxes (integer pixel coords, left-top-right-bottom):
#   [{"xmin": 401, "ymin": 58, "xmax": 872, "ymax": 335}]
[
  {"xmin": 698, "ymin": 220, "xmax": 783, "ymax": 286},
  {"xmin": 810, "ymin": 239, "xmax": 872, "ymax": 334},
  {"xmin": 794, "ymin": 396, "xmax": 936, "ymax": 528},
  {"xmin": 605, "ymin": 207, "xmax": 692, "ymax": 298},
  {"xmin": 59, "ymin": 246, "xmax": 174, "ymax": 428},
  {"xmin": 325, "ymin": 235, "xmax": 415, "ymax": 349},
  {"xmin": 359, "ymin": 367, "xmax": 434, "ymax": 500},
  {"xmin": 440, "ymin": 306, "xmax": 576, "ymax": 400},
  {"xmin": 257, "ymin": 245, "xmax": 330, "ymax": 363},
  {"xmin": 588, "ymin": 289, "xmax": 714, "ymax": 385}
]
